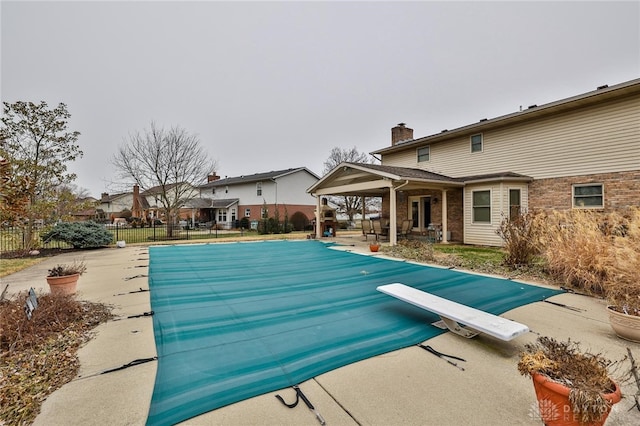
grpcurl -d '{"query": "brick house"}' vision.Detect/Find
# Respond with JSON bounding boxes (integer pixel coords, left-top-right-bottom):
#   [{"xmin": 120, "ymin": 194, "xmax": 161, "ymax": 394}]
[
  {"xmin": 197, "ymin": 168, "xmax": 320, "ymax": 229},
  {"xmin": 308, "ymin": 78, "xmax": 640, "ymax": 246}
]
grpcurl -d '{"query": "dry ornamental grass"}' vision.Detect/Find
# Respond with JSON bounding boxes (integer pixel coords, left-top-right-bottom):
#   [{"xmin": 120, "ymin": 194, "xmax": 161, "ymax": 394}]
[{"xmin": 537, "ymin": 207, "xmax": 640, "ymax": 315}]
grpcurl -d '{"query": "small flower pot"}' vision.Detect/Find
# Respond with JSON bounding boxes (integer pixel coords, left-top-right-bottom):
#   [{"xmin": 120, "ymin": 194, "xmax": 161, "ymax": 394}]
[
  {"xmin": 369, "ymin": 243, "xmax": 380, "ymax": 252},
  {"xmin": 46, "ymin": 274, "xmax": 80, "ymax": 295}
]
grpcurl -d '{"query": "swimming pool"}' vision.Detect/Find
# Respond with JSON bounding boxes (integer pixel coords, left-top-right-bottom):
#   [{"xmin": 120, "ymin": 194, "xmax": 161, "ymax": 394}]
[{"xmin": 146, "ymin": 240, "xmax": 561, "ymax": 426}]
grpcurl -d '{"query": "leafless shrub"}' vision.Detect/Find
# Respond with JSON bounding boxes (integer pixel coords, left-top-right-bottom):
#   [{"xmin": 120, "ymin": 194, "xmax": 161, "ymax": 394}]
[{"xmin": 496, "ymin": 211, "xmax": 544, "ymax": 267}]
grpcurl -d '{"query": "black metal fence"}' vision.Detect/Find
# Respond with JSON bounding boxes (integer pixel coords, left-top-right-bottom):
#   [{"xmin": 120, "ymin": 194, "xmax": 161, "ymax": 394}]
[{"xmin": 0, "ymin": 223, "xmax": 249, "ymax": 255}]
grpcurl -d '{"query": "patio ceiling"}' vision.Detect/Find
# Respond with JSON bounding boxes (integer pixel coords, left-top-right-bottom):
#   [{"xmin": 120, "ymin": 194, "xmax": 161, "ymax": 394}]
[{"xmin": 307, "ymin": 162, "xmax": 464, "ymax": 197}]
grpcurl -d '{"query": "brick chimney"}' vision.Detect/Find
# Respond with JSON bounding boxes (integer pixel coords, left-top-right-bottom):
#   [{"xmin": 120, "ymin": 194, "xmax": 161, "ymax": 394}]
[
  {"xmin": 391, "ymin": 123, "xmax": 413, "ymax": 145},
  {"xmin": 101, "ymin": 193, "xmax": 109, "ymax": 202},
  {"xmin": 208, "ymin": 172, "xmax": 220, "ymax": 182}
]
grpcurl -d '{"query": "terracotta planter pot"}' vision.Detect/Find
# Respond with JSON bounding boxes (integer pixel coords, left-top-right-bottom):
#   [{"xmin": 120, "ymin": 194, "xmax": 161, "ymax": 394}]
[
  {"xmin": 46, "ymin": 273, "xmax": 80, "ymax": 295},
  {"xmin": 607, "ymin": 305, "xmax": 640, "ymax": 343},
  {"xmin": 369, "ymin": 244, "xmax": 380, "ymax": 252},
  {"xmin": 531, "ymin": 373, "xmax": 621, "ymax": 426}
]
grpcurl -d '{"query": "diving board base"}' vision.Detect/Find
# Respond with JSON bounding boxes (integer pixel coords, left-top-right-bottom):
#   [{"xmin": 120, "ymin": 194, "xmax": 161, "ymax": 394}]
[
  {"xmin": 439, "ymin": 317, "xmax": 481, "ymax": 339},
  {"xmin": 378, "ymin": 283, "xmax": 529, "ymax": 341}
]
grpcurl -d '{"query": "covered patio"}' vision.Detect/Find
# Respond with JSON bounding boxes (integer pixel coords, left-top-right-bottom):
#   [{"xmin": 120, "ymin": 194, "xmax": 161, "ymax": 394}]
[{"xmin": 308, "ymin": 162, "xmax": 465, "ymax": 245}]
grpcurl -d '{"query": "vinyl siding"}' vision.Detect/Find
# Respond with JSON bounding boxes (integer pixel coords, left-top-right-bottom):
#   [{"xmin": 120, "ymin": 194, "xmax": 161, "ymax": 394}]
[
  {"xmin": 274, "ymin": 172, "xmax": 319, "ymax": 205},
  {"xmin": 463, "ymin": 182, "xmax": 529, "ymax": 246},
  {"xmin": 200, "ymin": 171, "xmax": 317, "ymax": 206},
  {"xmin": 383, "ymin": 95, "xmax": 640, "ymax": 179}
]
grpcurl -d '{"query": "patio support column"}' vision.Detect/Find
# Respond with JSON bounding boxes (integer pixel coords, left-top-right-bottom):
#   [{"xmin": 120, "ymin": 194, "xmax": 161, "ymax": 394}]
[
  {"xmin": 361, "ymin": 196, "xmax": 366, "ymax": 223},
  {"xmin": 315, "ymin": 195, "xmax": 322, "ymax": 238},
  {"xmin": 390, "ymin": 188, "xmax": 397, "ymax": 246},
  {"xmin": 441, "ymin": 189, "xmax": 448, "ymax": 243}
]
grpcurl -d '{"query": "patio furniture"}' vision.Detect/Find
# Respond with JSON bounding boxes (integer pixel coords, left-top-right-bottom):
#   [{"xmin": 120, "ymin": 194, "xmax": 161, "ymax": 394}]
[
  {"xmin": 377, "ymin": 283, "xmax": 530, "ymax": 341},
  {"xmin": 372, "ymin": 220, "xmax": 388, "ymax": 241},
  {"xmin": 361, "ymin": 219, "xmax": 375, "ymax": 240},
  {"xmin": 427, "ymin": 223, "xmax": 442, "ymax": 243},
  {"xmin": 397, "ymin": 219, "xmax": 412, "ymax": 239}
]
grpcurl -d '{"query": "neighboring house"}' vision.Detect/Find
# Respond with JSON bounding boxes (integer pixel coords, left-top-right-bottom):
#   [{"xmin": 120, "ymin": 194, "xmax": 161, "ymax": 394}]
[
  {"xmin": 139, "ymin": 182, "xmax": 198, "ymax": 222},
  {"xmin": 97, "ymin": 192, "xmax": 134, "ymax": 220},
  {"xmin": 68, "ymin": 196, "xmax": 99, "ymax": 222},
  {"xmin": 197, "ymin": 168, "xmax": 320, "ymax": 229},
  {"xmin": 98, "ymin": 183, "xmax": 201, "ymax": 223},
  {"xmin": 308, "ymin": 78, "xmax": 640, "ymax": 246}
]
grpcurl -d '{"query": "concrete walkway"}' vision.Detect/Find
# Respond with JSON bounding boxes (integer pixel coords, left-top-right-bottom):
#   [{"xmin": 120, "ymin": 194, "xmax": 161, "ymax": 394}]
[{"xmin": 3, "ymin": 234, "xmax": 639, "ymax": 425}]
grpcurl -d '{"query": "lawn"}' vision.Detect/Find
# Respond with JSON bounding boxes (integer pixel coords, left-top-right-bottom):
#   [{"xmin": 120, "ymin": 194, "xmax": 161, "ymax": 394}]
[
  {"xmin": 105, "ymin": 226, "xmax": 251, "ymax": 244},
  {"xmin": 433, "ymin": 244, "xmax": 505, "ymax": 266},
  {"xmin": 0, "ymin": 257, "xmax": 46, "ymax": 278}
]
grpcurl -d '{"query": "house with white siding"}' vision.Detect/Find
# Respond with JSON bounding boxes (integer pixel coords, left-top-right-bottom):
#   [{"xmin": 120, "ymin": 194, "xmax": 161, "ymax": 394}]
[
  {"xmin": 308, "ymin": 78, "xmax": 640, "ymax": 246},
  {"xmin": 97, "ymin": 192, "xmax": 134, "ymax": 220},
  {"xmin": 197, "ymin": 168, "xmax": 320, "ymax": 229}
]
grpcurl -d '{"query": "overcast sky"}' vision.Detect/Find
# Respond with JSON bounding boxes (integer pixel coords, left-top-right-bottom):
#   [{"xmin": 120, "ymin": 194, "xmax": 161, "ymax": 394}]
[{"xmin": 2, "ymin": 1, "xmax": 639, "ymax": 197}]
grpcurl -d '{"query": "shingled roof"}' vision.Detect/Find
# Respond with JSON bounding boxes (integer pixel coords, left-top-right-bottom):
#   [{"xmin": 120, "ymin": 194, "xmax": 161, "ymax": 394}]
[{"xmin": 199, "ymin": 167, "xmax": 318, "ymax": 188}]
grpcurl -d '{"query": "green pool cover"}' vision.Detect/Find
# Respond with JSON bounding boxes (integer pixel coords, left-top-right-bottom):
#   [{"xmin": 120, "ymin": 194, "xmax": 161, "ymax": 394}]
[{"xmin": 146, "ymin": 240, "xmax": 561, "ymax": 425}]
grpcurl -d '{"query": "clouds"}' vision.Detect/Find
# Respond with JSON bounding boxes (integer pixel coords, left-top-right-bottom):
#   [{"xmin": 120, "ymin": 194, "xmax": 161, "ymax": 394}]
[{"xmin": 2, "ymin": 1, "xmax": 638, "ymax": 196}]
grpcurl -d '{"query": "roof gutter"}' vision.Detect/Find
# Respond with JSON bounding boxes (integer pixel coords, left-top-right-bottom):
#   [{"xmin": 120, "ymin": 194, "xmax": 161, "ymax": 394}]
[{"xmin": 394, "ymin": 180, "xmax": 410, "ymax": 191}]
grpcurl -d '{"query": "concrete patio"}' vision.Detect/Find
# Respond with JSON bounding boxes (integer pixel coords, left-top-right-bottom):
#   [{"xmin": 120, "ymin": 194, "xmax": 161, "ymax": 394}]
[{"xmin": 3, "ymin": 233, "xmax": 639, "ymax": 425}]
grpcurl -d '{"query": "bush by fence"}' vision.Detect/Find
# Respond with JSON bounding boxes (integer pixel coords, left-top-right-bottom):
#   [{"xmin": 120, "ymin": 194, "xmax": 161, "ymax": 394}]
[
  {"xmin": 0, "ymin": 222, "xmax": 253, "ymax": 255},
  {"xmin": 41, "ymin": 221, "xmax": 113, "ymax": 249}
]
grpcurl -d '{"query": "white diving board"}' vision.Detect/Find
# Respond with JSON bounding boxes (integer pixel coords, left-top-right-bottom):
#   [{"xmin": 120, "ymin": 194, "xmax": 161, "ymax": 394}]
[{"xmin": 377, "ymin": 283, "xmax": 529, "ymax": 341}]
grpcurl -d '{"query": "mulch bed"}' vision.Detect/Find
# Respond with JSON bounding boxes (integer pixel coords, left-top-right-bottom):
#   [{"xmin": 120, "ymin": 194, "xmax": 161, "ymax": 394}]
[{"xmin": 0, "ymin": 292, "xmax": 113, "ymax": 425}]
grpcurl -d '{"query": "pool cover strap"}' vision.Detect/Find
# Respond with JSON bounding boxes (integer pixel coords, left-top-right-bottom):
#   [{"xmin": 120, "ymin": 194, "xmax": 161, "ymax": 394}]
[
  {"xmin": 418, "ymin": 344, "xmax": 466, "ymax": 371},
  {"xmin": 101, "ymin": 356, "xmax": 158, "ymax": 375},
  {"xmin": 275, "ymin": 385, "xmax": 326, "ymax": 425}
]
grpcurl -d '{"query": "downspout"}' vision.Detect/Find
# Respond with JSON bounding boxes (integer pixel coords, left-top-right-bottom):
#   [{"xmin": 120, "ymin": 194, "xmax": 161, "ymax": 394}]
[
  {"xmin": 313, "ymin": 194, "xmax": 322, "ymax": 238},
  {"xmin": 441, "ymin": 189, "xmax": 448, "ymax": 243},
  {"xmin": 271, "ymin": 178, "xmax": 278, "ymax": 218},
  {"xmin": 271, "ymin": 178, "xmax": 278, "ymax": 205}
]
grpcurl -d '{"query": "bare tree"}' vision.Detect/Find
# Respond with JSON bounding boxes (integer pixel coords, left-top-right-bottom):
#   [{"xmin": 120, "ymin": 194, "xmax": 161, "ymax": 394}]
[
  {"xmin": 52, "ymin": 184, "xmax": 95, "ymax": 222},
  {"xmin": 322, "ymin": 146, "xmax": 379, "ymax": 223},
  {"xmin": 112, "ymin": 122, "xmax": 217, "ymax": 236}
]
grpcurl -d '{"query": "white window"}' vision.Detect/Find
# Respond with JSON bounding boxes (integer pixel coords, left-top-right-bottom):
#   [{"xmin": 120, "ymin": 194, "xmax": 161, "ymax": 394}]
[
  {"xmin": 417, "ymin": 146, "xmax": 430, "ymax": 162},
  {"xmin": 472, "ymin": 190, "xmax": 491, "ymax": 223},
  {"xmin": 244, "ymin": 208, "xmax": 251, "ymax": 217},
  {"xmin": 256, "ymin": 182, "xmax": 262, "ymax": 196},
  {"xmin": 573, "ymin": 184, "xmax": 604, "ymax": 208},
  {"xmin": 231, "ymin": 208, "xmax": 236, "ymax": 221},
  {"xmin": 471, "ymin": 134, "xmax": 483, "ymax": 153},
  {"xmin": 261, "ymin": 207, "xmax": 268, "ymax": 218},
  {"xmin": 217, "ymin": 210, "xmax": 227, "ymax": 222},
  {"xmin": 211, "ymin": 188, "xmax": 215, "ymax": 194}
]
